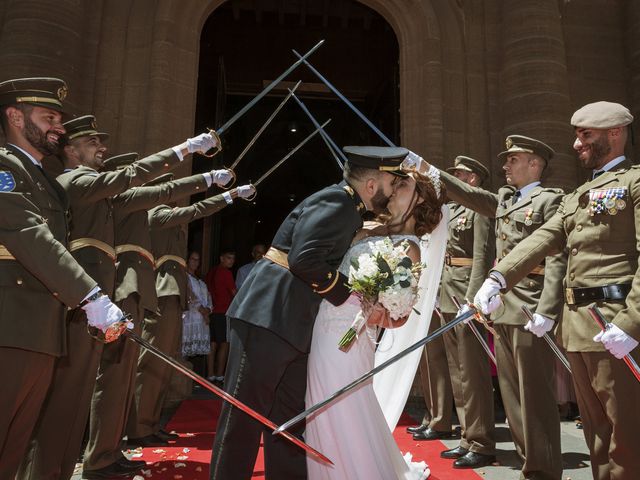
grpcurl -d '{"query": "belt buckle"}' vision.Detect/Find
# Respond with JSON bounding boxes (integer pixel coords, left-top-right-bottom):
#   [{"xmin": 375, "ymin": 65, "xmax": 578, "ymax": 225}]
[{"xmin": 565, "ymin": 288, "xmax": 575, "ymax": 306}]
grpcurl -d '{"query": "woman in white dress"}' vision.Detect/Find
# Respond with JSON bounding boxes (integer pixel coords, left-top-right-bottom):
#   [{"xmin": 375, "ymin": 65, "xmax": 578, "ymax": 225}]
[
  {"xmin": 182, "ymin": 251, "xmax": 213, "ymax": 377},
  {"xmin": 305, "ymin": 170, "xmax": 446, "ymax": 480}
]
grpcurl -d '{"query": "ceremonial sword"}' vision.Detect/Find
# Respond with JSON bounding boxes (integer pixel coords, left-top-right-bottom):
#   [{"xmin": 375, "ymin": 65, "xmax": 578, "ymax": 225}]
[
  {"xmin": 240, "ymin": 118, "xmax": 332, "ymax": 201},
  {"xmin": 288, "ymin": 90, "xmax": 346, "ymax": 171},
  {"xmin": 292, "ymin": 49, "xmax": 395, "ymax": 147},
  {"xmin": 587, "ymin": 305, "xmax": 640, "ymax": 382},
  {"xmin": 202, "ymin": 40, "xmax": 325, "ymax": 157},
  {"xmin": 451, "ymin": 295, "xmax": 497, "ymax": 366},
  {"xmin": 273, "ymin": 304, "xmax": 482, "ymax": 435},
  {"xmin": 121, "ymin": 329, "xmax": 333, "ymax": 464},
  {"xmin": 521, "ymin": 305, "xmax": 572, "ymax": 374}
]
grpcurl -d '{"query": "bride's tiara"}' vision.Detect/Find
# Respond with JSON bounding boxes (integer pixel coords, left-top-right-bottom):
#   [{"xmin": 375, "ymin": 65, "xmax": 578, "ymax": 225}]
[{"xmin": 425, "ymin": 165, "xmax": 442, "ymax": 199}]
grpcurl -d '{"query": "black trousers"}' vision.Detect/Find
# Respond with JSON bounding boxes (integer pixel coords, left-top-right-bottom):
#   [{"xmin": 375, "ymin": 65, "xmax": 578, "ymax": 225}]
[{"xmin": 210, "ymin": 318, "xmax": 308, "ymax": 480}]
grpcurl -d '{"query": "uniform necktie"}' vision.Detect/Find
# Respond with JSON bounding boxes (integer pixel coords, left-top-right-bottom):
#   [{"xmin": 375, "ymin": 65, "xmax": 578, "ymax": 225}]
[
  {"xmin": 512, "ymin": 190, "xmax": 521, "ymax": 205},
  {"xmin": 592, "ymin": 170, "xmax": 604, "ymax": 180}
]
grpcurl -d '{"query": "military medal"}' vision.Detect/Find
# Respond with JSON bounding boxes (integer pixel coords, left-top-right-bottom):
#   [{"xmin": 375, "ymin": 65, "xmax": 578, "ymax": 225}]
[
  {"xmin": 524, "ymin": 208, "xmax": 534, "ymax": 226},
  {"xmin": 588, "ymin": 187, "xmax": 627, "ymax": 216},
  {"xmin": 455, "ymin": 216, "xmax": 467, "ymax": 231}
]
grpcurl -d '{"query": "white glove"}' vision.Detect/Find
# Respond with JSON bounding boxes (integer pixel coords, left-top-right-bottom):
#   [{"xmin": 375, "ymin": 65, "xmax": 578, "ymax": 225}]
[
  {"xmin": 401, "ymin": 150, "xmax": 424, "ymax": 171},
  {"xmin": 186, "ymin": 132, "xmax": 218, "ymax": 154},
  {"xmin": 524, "ymin": 313, "xmax": 554, "ymax": 338},
  {"xmin": 457, "ymin": 303, "xmax": 473, "ymax": 325},
  {"xmin": 473, "ymin": 277, "xmax": 503, "ymax": 315},
  {"xmin": 237, "ymin": 184, "xmax": 256, "ymax": 199},
  {"xmin": 82, "ymin": 295, "xmax": 125, "ymax": 333},
  {"xmin": 212, "ymin": 169, "xmax": 233, "ymax": 186},
  {"xmin": 593, "ymin": 324, "xmax": 639, "ymax": 359}
]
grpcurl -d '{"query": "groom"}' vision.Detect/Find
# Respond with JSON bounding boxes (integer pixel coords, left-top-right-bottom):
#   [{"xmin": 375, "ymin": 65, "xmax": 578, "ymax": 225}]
[{"xmin": 210, "ymin": 146, "xmax": 408, "ymax": 479}]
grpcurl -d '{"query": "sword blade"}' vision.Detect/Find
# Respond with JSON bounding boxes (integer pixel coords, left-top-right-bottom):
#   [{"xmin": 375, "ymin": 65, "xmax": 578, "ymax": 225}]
[
  {"xmin": 216, "ymin": 40, "xmax": 324, "ymax": 136},
  {"xmin": 289, "ymin": 90, "xmax": 345, "ymax": 171},
  {"xmin": 293, "ymin": 49, "xmax": 395, "ymax": 147},
  {"xmin": 451, "ymin": 295, "xmax": 497, "ymax": 366},
  {"xmin": 229, "ymin": 81, "xmax": 301, "ymax": 171},
  {"xmin": 254, "ymin": 118, "xmax": 331, "ymax": 187},
  {"xmin": 587, "ymin": 305, "xmax": 640, "ymax": 382},
  {"xmin": 273, "ymin": 305, "xmax": 479, "ymax": 435},
  {"xmin": 521, "ymin": 305, "xmax": 572, "ymax": 374},
  {"xmin": 123, "ymin": 330, "xmax": 333, "ymax": 465}
]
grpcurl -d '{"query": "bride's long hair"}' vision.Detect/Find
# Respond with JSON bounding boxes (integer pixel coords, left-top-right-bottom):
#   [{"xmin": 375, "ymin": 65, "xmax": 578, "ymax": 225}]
[{"xmin": 379, "ymin": 171, "xmax": 445, "ymax": 236}]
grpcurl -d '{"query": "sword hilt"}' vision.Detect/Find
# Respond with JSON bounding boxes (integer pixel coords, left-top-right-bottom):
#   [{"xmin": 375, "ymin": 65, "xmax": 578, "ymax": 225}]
[
  {"xmin": 203, "ymin": 128, "xmax": 223, "ymax": 158},
  {"xmin": 240, "ymin": 182, "xmax": 257, "ymax": 202},
  {"xmin": 87, "ymin": 313, "xmax": 133, "ymax": 344},
  {"xmin": 219, "ymin": 168, "xmax": 236, "ymax": 190}
]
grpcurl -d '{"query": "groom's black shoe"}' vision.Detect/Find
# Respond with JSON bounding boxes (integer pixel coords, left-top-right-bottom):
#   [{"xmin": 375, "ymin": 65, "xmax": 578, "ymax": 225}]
[
  {"xmin": 406, "ymin": 424, "xmax": 428, "ymax": 435},
  {"xmin": 412, "ymin": 427, "xmax": 452, "ymax": 441},
  {"xmin": 440, "ymin": 446, "xmax": 469, "ymax": 459},
  {"xmin": 453, "ymin": 451, "xmax": 496, "ymax": 469}
]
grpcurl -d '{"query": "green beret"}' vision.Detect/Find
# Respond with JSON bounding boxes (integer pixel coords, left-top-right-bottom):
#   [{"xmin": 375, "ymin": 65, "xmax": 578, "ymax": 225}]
[
  {"xmin": 101, "ymin": 152, "xmax": 138, "ymax": 171},
  {"xmin": 142, "ymin": 173, "xmax": 174, "ymax": 187},
  {"xmin": 0, "ymin": 77, "xmax": 67, "ymax": 112},
  {"xmin": 446, "ymin": 155, "xmax": 489, "ymax": 181},
  {"xmin": 63, "ymin": 115, "xmax": 109, "ymax": 142},
  {"xmin": 571, "ymin": 101, "xmax": 633, "ymax": 129},
  {"xmin": 343, "ymin": 146, "xmax": 408, "ymax": 177},
  {"xmin": 498, "ymin": 135, "xmax": 554, "ymax": 163}
]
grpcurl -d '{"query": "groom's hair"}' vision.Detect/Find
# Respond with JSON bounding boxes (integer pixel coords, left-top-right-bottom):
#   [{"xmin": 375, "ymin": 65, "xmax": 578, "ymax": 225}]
[{"xmin": 343, "ymin": 162, "xmax": 383, "ymax": 183}]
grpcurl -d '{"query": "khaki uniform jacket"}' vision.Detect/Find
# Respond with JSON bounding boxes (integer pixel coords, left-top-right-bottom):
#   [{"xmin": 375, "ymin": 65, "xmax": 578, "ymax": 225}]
[
  {"xmin": 440, "ymin": 170, "xmax": 566, "ymax": 324},
  {"xmin": 56, "ymin": 150, "xmax": 182, "ymax": 295},
  {"xmin": 148, "ymin": 194, "xmax": 229, "ymax": 307},
  {"xmin": 493, "ymin": 159, "xmax": 640, "ymax": 351},
  {"xmin": 111, "ymin": 169, "xmax": 208, "ymax": 312},
  {"xmin": 440, "ymin": 203, "xmax": 495, "ymax": 314},
  {"xmin": 0, "ymin": 146, "xmax": 96, "ymax": 356}
]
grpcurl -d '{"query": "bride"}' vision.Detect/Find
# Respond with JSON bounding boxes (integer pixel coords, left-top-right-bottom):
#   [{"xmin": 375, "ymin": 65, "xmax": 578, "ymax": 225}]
[{"xmin": 305, "ymin": 169, "xmax": 446, "ymax": 480}]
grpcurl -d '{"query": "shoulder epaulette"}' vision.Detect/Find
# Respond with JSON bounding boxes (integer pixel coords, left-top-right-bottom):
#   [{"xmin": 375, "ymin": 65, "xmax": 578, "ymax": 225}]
[{"xmin": 542, "ymin": 187, "xmax": 564, "ymax": 194}]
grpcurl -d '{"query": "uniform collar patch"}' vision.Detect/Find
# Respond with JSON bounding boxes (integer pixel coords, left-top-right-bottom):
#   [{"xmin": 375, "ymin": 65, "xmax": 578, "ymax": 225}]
[{"xmin": 0, "ymin": 171, "xmax": 16, "ymax": 192}]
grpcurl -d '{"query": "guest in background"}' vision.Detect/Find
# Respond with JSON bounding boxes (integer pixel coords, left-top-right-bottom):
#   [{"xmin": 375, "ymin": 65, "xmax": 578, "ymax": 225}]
[
  {"xmin": 235, "ymin": 243, "xmax": 267, "ymax": 289},
  {"xmin": 205, "ymin": 249, "xmax": 236, "ymax": 384},
  {"xmin": 182, "ymin": 251, "xmax": 212, "ymax": 378}
]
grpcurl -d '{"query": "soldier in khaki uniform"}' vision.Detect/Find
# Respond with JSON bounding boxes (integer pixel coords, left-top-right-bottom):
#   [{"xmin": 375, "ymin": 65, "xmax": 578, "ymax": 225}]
[
  {"xmin": 405, "ymin": 136, "xmax": 566, "ymax": 479},
  {"xmin": 82, "ymin": 152, "xmax": 234, "ymax": 478},
  {"xmin": 478, "ymin": 102, "xmax": 640, "ymax": 480},
  {"xmin": 0, "ymin": 78, "xmax": 124, "ymax": 479},
  {"xmin": 438, "ymin": 156, "xmax": 496, "ymax": 468},
  {"xmin": 17, "ymin": 115, "xmax": 203, "ymax": 479},
  {"xmin": 128, "ymin": 180, "xmax": 256, "ymax": 445}
]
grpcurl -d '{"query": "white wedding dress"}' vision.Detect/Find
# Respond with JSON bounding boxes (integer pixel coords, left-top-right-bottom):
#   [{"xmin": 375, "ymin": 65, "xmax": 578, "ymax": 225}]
[{"xmin": 305, "ymin": 234, "xmax": 430, "ymax": 480}]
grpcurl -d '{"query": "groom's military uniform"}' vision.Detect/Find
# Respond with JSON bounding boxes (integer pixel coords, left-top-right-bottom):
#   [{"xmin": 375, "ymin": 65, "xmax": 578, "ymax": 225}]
[
  {"xmin": 439, "ymin": 157, "xmax": 496, "ymax": 458},
  {"xmin": 436, "ymin": 137, "xmax": 566, "ymax": 479},
  {"xmin": 211, "ymin": 147, "xmax": 407, "ymax": 480}
]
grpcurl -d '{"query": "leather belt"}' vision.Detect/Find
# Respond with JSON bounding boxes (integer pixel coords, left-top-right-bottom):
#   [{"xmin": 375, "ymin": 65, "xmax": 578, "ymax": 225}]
[
  {"xmin": 445, "ymin": 255, "xmax": 473, "ymax": 267},
  {"xmin": 115, "ymin": 244, "xmax": 155, "ymax": 266},
  {"xmin": 264, "ymin": 247, "xmax": 289, "ymax": 270},
  {"xmin": 565, "ymin": 283, "xmax": 631, "ymax": 306},
  {"xmin": 530, "ymin": 265, "xmax": 545, "ymax": 275},
  {"xmin": 0, "ymin": 245, "xmax": 15, "ymax": 260},
  {"xmin": 69, "ymin": 238, "xmax": 116, "ymax": 261},
  {"xmin": 155, "ymin": 254, "xmax": 186, "ymax": 269}
]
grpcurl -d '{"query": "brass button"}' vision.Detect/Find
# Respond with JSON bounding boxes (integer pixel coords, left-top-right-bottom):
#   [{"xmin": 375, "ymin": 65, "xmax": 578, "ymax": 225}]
[
  {"xmin": 570, "ymin": 273, "xmax": 575, "ymax": 281},
  {"xmin": 502, "ymin": 251, "xmax": 507, "ymax": 257},
  {"xmin": 502, "ymin": 234, "xmax": 507, "ymax": 240},
  {"xmin": 138, "ymin": 260, "xmax": 142, "ymax": 264},
  {"xmin": 16, "ymin": 278, "xmax": 23, "ymax": 285},
  {"xmin": 571, "ymin": 248, "xmax": 578, "ymax": 256},
  {"xmin": 528, "ymin": 281, "xmax": 534, "ymax": 288},
  {"xmin": 53, "ymin": 292, "xmax": 59, "ymax": 297},
  {"xmin": 504, "ymin": 218, "xmax": 510, "ymax": 224},
  {"xmin": 164, "ymin": 163, "xmax": 169, "ymax": 168},
  {"xmin": 195, "ymin": 186, "xmax": 200, "ymax": 190},
  {"xmin": 576, "ymin": 225, "xmax": 582, "ymax": 232}
]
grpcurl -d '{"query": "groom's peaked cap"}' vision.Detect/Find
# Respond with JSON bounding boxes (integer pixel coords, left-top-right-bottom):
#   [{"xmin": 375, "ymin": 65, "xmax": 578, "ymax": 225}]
[{"xmin": 343, "ymin": 146, "xmax": 408, "ymax": 177}]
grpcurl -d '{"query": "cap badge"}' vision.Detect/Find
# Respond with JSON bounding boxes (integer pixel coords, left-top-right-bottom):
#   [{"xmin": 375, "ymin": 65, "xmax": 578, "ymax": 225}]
[
  {"xmin": 505, "ymin": 138, "xmax": 513, "ymax": 149},
  {"xmin": 57, "ymin": 85, "xmax": 68, "ymax": 102},
  {"xmin": 90, "ymin": 119, "xmax": 97, "ymax": 130}
]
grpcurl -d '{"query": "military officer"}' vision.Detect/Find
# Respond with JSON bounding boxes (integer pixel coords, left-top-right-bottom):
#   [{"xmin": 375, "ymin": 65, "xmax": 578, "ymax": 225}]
[
  {"xmin": 128, "ymin": 181, "xmax": 256, "ymax": 446},
  {"xmin": 17, "ymin": 115, "xmax": 216, "ymax": 479},
  {"xmin": 477, "ymin": 101, "xmax": 640, "ymax": 479},
  {"xmin": 210, "ymin": 147, "xmax": 406, "ymax": 480},
  {"xmin": 82, "ymin": 151, "xmax": 233, "ymax": 478},
  {"xmin": 405, "ymin": 137, "xmax": 566, "ymax": 480},
  {"xmin": 435, "ymin": 156, "xmax": 497, "ymax": 468},
  {"xmin": 0, "ymin": 78, "xmax": 124, "ymax": 478}
]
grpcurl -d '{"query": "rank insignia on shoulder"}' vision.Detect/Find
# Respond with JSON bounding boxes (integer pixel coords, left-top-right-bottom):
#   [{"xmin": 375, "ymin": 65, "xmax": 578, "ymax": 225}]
[
  {"xmin": 0, "ymin": 171, "xmax": 16, "ymax": 192},
  {"xmin": 342, "ymin": 185, "xmax": 355, "ymax": 197},
  {"xmin": 588, "ymin": 187, "xmax": 627, "ymax": 216}
]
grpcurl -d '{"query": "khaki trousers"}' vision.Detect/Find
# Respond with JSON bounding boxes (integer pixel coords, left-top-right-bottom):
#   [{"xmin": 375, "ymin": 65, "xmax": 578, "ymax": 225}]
[
  {"xmin": 0, "ymin": 348, "xmax": 54, "ymax": 480},
  {"xmin": 83, "ymin": 294, "xmax": 143, "ymax": 471},
  {"xmin": 418, "ymin": 312, "xmax": 453, "ymax": 431},
  {"xmin": 494, "ymin": 323, "xmax": 562, "ymax": 480},
  {"xmin": 568, "ymin": 351, "xmax": 640, "ymax": 480},
  {"xmin": 128, "ymin": 295, "xmax": 182, "ymax": 438},
  {"xmin": 443, "ymin": 313, "xmax": 496, "ymax": 455},
  {"xmin": 17, "ymin": 309, "xmax": 103, "ymax": 480}
]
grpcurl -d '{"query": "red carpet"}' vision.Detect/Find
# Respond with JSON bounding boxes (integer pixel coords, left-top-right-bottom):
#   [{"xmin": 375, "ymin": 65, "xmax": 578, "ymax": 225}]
[{"xmin": 130, "ymin": 399, "xmax": 481, "ymax": 479}]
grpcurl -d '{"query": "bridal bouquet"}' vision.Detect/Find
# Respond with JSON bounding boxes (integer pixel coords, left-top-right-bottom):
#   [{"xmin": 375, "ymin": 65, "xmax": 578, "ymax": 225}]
[{"xmin": 338, "ymin": 238, "xmax": 423, "ymax": 352}]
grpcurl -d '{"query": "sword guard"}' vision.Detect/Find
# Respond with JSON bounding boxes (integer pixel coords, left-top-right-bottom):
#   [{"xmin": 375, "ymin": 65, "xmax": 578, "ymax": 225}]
[
  {"xmin": 240, "ymin": 182, "xmax": 258, "ymax": 202},
  {"xmin": 87, "ymin": 314, "xmax": 133, "ymax": 344},
  {"xmin": 466, "ymin": 301, "xmax": 499, "ymax": 339},
  {"xmin": 219, "ymin": 168, "xmax": 237, "ymax": 190},
  {"xmin": 203, "ymin": 128, "xmax": 223, "ymax": 158}
]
